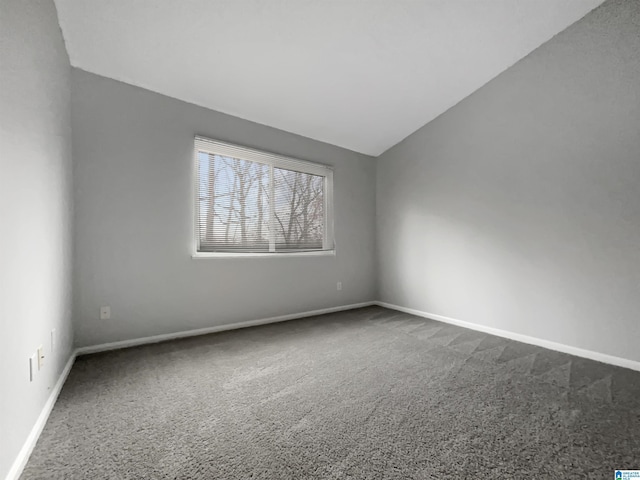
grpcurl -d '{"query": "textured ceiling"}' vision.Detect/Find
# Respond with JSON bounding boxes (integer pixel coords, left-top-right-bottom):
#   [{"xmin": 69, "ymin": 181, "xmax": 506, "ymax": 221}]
[{"xmin": 54, "ymin": 0, "xmax": 604, "ymax": 156}]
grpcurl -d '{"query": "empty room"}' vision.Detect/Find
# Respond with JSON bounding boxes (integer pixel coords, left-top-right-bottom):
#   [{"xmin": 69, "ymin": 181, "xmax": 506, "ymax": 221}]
[{"xmin": 2, "ymin": 0, "xmax": 640, "ymax": 478}]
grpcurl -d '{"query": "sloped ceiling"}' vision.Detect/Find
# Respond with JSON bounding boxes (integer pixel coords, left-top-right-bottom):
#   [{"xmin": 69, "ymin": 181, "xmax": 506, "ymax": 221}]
[{"xmin": 54, "ymin": 0, "xmax": 604, "ymax": 156}]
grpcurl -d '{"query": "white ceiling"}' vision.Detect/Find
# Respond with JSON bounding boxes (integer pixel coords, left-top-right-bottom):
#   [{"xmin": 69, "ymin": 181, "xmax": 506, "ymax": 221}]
[{"xmin": 54, "ymin": 0, "xmax": 604, "ymax": 156}]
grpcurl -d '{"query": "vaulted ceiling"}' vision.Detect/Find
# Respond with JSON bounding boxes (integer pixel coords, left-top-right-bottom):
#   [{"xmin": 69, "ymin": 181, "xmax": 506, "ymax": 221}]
[{"xmin": 54, "ymin": 0, "xmax": 604, "ymax": 156}]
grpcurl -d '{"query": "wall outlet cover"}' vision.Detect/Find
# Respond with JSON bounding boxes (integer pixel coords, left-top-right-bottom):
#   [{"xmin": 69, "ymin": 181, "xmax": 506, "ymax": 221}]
[
  {"xmin": 100, "ymin": 306, "xmax": 111, "ymax": 320},
  {"xmin": 37, "ymin": 346, "xmax": 45, "ymax": 370},
  {"xmin": 29, "ymin": 354, "xmax": 37, "ymax": 382}
]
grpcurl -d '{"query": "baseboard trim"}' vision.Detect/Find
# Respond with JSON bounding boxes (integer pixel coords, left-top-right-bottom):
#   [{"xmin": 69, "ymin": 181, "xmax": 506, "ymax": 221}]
[
  {"xmin": 375, "ymin": 301, "xmax": 640, "ymax": 372},
  {"xmin": 5, "ymin": 351, "xmax": 77, "ymax": 480},
  {"xmin": 76, "ymin": 301, "xmax": 376, "ymax": 356}
]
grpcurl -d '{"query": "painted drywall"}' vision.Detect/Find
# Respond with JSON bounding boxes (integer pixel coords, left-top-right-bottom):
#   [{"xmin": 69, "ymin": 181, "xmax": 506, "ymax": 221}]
[
  {"xmin": 54, "ymin": 0, "xmax": 604, "ymax": 156},
  {"xmin": 376, "ymin": 0, "xmax": 640, "ymax": 363},
  {"xmin": 0, "ymin": 1, "xmax": 74, "ymax": 478},
  {"xmin": 71, "ymin": 69, "xmax": 376, "ymax": 347}
]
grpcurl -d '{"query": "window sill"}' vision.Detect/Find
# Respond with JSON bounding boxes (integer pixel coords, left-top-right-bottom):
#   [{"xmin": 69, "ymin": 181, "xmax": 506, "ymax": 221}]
[{"xmin": 192, "ymin": 250, "xmax": 336, "ymax": 259}]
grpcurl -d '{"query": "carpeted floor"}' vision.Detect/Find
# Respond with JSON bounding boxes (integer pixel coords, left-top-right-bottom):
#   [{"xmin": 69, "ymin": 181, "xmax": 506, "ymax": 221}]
[{"xmin": 21, "ymin": 306, "xmax": 640, "ymax": 479}]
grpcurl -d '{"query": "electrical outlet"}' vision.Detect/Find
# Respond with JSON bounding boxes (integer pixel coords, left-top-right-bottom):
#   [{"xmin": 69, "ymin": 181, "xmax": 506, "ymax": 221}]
[
  {"xmin": 100, "ymin": 306, "xmax": 111, "ymax": 320},
  {"xmin": 37, "ymin": 346, "xmax": 45, "ymax": 370},
  {"xmin": 51, "ymin": 328, "xmax": 56, "ymax": 353},
  {"xmin": 337, "ymin": 281, "xmax": 342, "ymax": 291},
  {"xmin": 29, "ymin": 354, "xmax": 37, "ymax": 382}
]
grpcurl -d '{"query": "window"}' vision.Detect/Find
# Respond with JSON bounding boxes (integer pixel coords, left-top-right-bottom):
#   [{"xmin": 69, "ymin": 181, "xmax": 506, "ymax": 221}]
[{"xmin": 194, "ymin": 136, "xmax": 334, "ymax": 256}]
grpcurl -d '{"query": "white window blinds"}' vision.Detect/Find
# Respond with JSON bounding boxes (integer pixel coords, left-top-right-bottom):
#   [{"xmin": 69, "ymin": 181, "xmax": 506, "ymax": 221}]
[{"xmin": 195, "ymin": 136, "xmax": 334, "ymax": 254}]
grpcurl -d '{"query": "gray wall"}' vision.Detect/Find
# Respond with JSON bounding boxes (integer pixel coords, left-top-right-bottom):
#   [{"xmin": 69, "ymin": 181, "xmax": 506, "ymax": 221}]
[
  {"xmin": 0, "ymin": 1, "xmax": 74, "ymax": 478},
  {"xmin": 71, "ymin": 69, "xmax": 376, "ymax": 347},
  {"xmin": 376, "ymin": 0, "xmax": 640, "ymax": 363}
]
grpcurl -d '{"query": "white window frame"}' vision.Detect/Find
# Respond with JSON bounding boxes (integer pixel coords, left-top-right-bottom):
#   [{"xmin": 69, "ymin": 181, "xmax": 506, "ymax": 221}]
[{"xmin": 192, "ymin": 136, "xmax": 335, "ymax": 258}]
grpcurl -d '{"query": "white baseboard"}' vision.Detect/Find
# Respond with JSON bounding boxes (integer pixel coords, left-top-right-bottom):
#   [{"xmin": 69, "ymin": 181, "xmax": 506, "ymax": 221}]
[
  {"xmin": 375, "ymin": 301, "xmax": 640, "ymax": 372},
  {"xmin": 76, "ymin": 301, "xmax": 376, "ymax": 356},
  {"xmin": 5, "ymin": 351, "xmax": 77, "ymax": 480}
]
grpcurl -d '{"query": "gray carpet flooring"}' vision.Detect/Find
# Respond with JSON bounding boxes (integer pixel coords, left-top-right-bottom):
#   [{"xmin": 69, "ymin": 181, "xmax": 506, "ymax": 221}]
[{"xmin": 21, "ymin": 306, "xmax": 640, "ymax": 479}]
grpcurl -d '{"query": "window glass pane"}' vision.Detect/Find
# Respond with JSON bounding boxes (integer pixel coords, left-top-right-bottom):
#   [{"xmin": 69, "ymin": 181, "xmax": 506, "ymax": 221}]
[
  {"xmin": 198, "ymin": 153, "xmax": 270, "ymax": 252},
  {"xmin": 195, "ymin": 137, "xmax": 332, "ymax": 255},
  {"xmin": 273, "ymin": 167, "xmax": 324, "ymax": 251}
]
